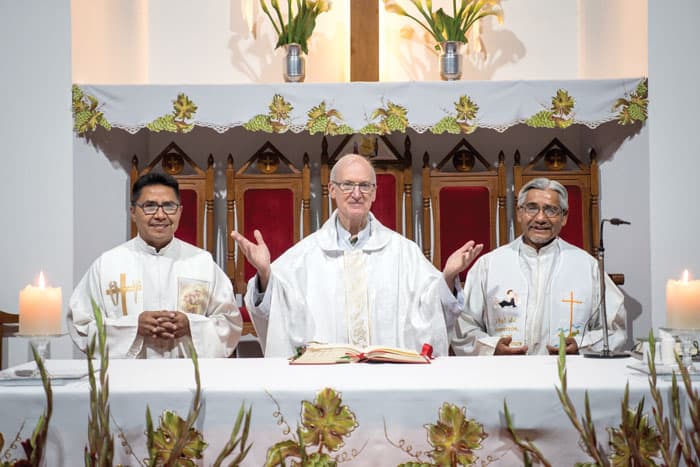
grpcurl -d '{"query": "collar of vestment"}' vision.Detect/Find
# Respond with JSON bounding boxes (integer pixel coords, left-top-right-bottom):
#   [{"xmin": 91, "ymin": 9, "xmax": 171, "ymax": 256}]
[
  {"xmin": 134, "ymin": 234, "xmax": 179, "ymax": 257},
  {"xmin": 516, "ymin": 236, "xmax": 561, "ymax": 259},
  {"xmin": 316, "ymin": 210, "xmax": 391, "ymax": 252},
  {"xmin": 335, "ymin": 216, "xmax": 371, "ymax": 250}
]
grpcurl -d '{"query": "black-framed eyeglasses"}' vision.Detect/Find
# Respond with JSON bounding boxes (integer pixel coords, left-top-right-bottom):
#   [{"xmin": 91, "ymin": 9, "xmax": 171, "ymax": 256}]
[
  {"xmin": 519, "ymin": 203, "xmax": 564, "ymax": 218},
  {"xmin": 133, "ymin": 201, "xmax": 181, "ymax": 215},
  {"xmin": 332, "ymin": 180, "xmax": 376, "ymax": 194}
]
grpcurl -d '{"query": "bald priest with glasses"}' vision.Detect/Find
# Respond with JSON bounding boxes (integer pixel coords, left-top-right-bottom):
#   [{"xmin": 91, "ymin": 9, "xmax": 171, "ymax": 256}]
[
  {"xmin": 231, "ymin": 154, "xmax": 483, "ymax": 358},
  {"xmin": 450, "ymin": 178, "xmax": 626, "ymax": 356},
  {"xmin": 68, "ymin": 173, "xmax": 242, "ymax": 359}
]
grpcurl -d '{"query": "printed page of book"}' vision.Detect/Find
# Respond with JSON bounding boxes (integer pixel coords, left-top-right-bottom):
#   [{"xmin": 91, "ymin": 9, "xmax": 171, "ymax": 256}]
[
  {"xmin": 290, "ymin": 343, "xmax": 363, "ymax": 365},
  {"xmin": 363, "ymin": 346, "xmax": 430, "ymax": 364},
  {"xmin": 290, "ymin": 343, "xmax": 430, "ymax": 364}
]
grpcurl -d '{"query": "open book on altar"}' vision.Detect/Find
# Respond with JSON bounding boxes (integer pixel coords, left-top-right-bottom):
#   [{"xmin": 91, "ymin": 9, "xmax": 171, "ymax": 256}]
[{"xmin": 290, "ymin": 343, "xmax": 431, "ymax": 365}]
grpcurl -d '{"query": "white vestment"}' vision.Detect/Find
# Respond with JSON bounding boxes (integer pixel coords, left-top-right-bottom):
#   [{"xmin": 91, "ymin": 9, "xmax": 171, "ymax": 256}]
[
  {"xmin": 245, "ymin": 211, "xmax": 459, "ymax": 358},
  {"xmin": 451, "ymin": 237, "xmax": 626, "ymax": 355},
  {"xmin": 68, "ymin": 236, "xmax": 242, "ymax": 358}
]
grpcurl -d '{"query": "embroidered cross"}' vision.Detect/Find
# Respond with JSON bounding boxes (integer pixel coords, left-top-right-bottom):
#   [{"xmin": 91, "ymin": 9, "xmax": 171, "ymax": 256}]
[
  {"xmin": 561, "ymin": 291, "xmax": 583, "ymax": 337},
  {"xmin": 105, "ymin": 273, "xmax": 142, "ymax": 316}
]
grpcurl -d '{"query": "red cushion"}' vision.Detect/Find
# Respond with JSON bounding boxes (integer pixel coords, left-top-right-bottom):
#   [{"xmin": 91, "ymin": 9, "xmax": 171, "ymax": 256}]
[
  {"xmin": 439, "ymin": 186, "xmax": 491, "ymax": 281},
  {"xmin": 371, "ymin": 173, "xmax": 397, "ymax": 231},
  {"xmin": 243, "ymin": 188, "xmax": 294, "ymax": 281},
  {"xmin": 239, "ymin": 305, "xmax": 251, "ymax": 323},
  {"xmin": 560, "ymin": 185, "xmax": 584, "ymax": 249},
  {"xmin": 175, "ymin": 189, "xmax": 198, "ymax": 246}
]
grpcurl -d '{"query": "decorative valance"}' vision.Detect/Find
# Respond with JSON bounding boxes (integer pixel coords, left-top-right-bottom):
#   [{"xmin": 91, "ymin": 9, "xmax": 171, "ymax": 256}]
[{"xmin": 73, "ymin": 78, "xmax": 647, "ymax": 136}]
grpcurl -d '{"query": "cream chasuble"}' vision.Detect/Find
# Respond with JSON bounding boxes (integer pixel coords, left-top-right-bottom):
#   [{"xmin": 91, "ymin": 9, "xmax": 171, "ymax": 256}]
[
  {"xmin": 68, "ymin": 236, "xmax": 242, "ymax": 358},
  {"xmin": 452, "ymin": 237, "xmax": 626, "ymax": 355}
]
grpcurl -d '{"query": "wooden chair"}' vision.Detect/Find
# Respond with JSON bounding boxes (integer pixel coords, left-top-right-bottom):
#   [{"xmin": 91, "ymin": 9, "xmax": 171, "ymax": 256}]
[
  {"xmin": 320, "ymin": 135, "xmax": 414, "ymax": 239},
  {"xmin": 0, "ymin": 310, "xmax": 19, "ymax": 370},
  {"xmin": 226, "ymin": 142, "xmax": 311, "ymax": 336},
  {"xmin": 130, "ymin": 141, "xmax": 215, "ymax": 255},
  {"xmin": 422, "ymin": 138, "xmax": 507, "ymax": 281},
  {"xmin": 513, "ymin": 138, "xmax": 624, "ymax": 285}
]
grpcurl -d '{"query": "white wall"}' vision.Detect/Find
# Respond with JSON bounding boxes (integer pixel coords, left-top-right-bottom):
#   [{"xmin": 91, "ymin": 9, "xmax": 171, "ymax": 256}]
[
  {"xmin": 0, "ymin": 0, "xmax": 75, "ymax": 366},
  {"xmin": 648, "ymin": 0, "xmax": 700, "ymax": 328},
  {"xmin": 71, "ymin": 0, "xmax": 148, "ymax": 83},
  {"xmin": 579, "ymin": 0, "xmax": 648, "ymax": 79}
]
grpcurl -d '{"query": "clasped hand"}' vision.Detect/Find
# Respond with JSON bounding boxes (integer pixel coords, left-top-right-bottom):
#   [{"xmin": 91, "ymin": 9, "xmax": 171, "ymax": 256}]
[
  {"xmin": 494, "ymin": 336, "xmax": 579, "ymax": 355},
  {"xmin": 138, "ymin": 310, "xmax": 190, "ymax": 339}
]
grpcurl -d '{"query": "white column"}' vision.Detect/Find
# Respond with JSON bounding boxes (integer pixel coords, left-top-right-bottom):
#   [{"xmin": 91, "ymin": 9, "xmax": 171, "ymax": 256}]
[{"xmin": 648, "ymin": 0, "xmax": 700, "ymax": 329}]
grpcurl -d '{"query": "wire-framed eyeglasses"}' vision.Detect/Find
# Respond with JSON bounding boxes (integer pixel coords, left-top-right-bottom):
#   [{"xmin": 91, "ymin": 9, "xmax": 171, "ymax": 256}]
[
  {"xmin": 133, "ymin": 201, "xmax": 181, "ymax": 215},
  {"xmin": 519, "ymin": 203, "xmax": 564, "ymax": 218},
  {"xmin": 332, "ymin": 180, "xmax": 376, "ymax": 194}
]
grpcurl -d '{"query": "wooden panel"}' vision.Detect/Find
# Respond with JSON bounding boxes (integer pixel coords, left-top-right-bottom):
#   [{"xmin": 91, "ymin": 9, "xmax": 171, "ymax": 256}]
[{"xmin": 350, "ymin": 0, "xmax": 379, "ymax": 82}]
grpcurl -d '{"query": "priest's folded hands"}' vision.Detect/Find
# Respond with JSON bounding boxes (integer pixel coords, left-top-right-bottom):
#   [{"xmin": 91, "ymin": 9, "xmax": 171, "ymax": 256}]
[{"xmin": 137, "ymin": 310, "xmax": 191, "ymax": 339}]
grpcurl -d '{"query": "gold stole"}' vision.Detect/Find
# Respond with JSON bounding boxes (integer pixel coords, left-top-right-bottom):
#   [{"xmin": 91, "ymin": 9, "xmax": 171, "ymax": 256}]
[{"xmin": 344, "ymin": 249, "xmax": 370, "ymax": 347}]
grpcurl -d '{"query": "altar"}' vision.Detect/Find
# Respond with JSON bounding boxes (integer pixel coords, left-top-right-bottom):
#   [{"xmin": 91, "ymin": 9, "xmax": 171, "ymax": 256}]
[{"xmin": 0, "ymin": 355, "xmax": 684, "ymax": 465}]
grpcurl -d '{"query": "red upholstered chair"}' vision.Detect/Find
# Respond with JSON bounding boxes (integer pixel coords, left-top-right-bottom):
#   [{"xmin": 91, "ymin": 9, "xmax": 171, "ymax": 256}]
[
  {"xmin": 513, "ymin": 138, "xmax": 598, "ymax": 254},
  {"xmin": 226, "ymin": 142, "xmax": 311, "ymax": 336},
  {"xmin": 320, "ymin": 135, "xmax": 414, "ymax": 239},
  {"xmin": 422, "ymin": 139, "xmax": 507, "ymax": 281},
  {"xmin": 130, "ymin": 141, "xmax": 215, "ymax": 255}
]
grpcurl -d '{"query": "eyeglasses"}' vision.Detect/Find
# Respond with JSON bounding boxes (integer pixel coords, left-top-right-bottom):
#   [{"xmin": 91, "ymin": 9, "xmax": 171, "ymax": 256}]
[
  {"xmin": 332, "ymin": 180, "xmax": 376, "ymax": 194},
  {"xmin": 519, "ymin": 203, "xmax": 564, "ymax": 218},
  {"xmin": 133, "ymin": 201, "xmax": 181, "ymax": 215}
]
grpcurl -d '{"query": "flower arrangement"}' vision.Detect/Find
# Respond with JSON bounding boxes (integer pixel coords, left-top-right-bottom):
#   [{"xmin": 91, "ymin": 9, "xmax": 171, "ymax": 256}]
[
  {"xmin": 384, "ymin": 0, "xmax": 503, "ymax": 51},
  {"xmin": 259, "ymin": 0, "xmax": 331, "ymax": 54}
]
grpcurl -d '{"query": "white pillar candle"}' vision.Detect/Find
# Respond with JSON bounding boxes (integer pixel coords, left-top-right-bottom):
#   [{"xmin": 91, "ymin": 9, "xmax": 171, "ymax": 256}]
[
  {"xmin": 19, "ymin": 271, "xmax": 62, "ymax": 335},
  {"xmin": 666, "ymin": 270, "xmax": 700, "ymax": 329}
]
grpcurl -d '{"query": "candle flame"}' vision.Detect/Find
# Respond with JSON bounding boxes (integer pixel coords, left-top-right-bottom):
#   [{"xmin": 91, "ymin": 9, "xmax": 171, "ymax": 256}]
[
  {"xmin": 38, "ymin": 271, "xmax": 45, "ymax": 288},
  {"xmin": 682, "ymin": 269, "xmax": 689, "ymax": 283}
]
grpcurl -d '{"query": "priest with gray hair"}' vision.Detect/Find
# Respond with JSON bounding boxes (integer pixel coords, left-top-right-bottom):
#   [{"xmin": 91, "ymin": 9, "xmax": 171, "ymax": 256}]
[
  {"xmin": 450, "ymin": 177, "xmax": 627, "ymax": 356},
  {"xmin": 231, "ymin": 154, "xmax": 483, "ymax": 358}
]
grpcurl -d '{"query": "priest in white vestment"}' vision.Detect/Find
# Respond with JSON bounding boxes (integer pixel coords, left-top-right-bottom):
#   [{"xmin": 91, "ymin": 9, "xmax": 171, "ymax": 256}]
[
  {"xmin": 451, "ymin": 178, "xmax": 627, "ymax": 356},
  {"xmin": 231, "ymin": 154, "xmax": 482, "ymax": 358},
  {"xmin": 68, "ymin": 173, "xmax": 242, "ymax": 358}
]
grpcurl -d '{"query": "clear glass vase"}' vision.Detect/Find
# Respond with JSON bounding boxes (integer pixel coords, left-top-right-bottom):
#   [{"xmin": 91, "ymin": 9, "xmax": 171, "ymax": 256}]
[
  {"xmin": 283, "ymin": 43, "xmax": 306, "ymax": 83},
  {"xmin": 439, "ymin": 41, "xmax": 464, "ymax": 81}
]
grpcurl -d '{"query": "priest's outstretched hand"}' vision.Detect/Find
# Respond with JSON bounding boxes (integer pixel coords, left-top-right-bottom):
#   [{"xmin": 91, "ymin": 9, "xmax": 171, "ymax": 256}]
[
  {"xmin": 442, "ymin": 240, "xmax": 484, "ymax": 290},
  {"xmin": 230, "ymin": 229, "xmax": 272, "ymax": 291},
  {"xmin": 494, "ymin": 336, "xmax": 529, "ymax": 355}
]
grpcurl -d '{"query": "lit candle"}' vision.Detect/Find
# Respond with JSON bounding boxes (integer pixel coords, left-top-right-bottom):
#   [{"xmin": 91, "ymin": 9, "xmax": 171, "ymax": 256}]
[
  {"xmin": 666, "ymin": 270, "xmax": 700, "ymax": 329},
  {"xmin": 19, "ymin": 271, "xmax": 62, "ymax": 335}
]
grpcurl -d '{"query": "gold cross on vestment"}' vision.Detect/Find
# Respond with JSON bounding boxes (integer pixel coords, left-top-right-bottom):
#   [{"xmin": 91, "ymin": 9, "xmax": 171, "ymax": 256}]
[
  {"xmin": 561, "ymin": 291, "xmax": 583, "ymax": 337},
  {"xmin": 105, "ymin": 273, "xmax": 142, "ymax": 316}
]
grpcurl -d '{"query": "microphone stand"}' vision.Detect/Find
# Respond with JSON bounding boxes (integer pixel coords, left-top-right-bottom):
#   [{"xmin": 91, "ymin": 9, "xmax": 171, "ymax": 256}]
[{"xmin": 583, "ymin": 219, "xmax": 629, "ymax": 358}]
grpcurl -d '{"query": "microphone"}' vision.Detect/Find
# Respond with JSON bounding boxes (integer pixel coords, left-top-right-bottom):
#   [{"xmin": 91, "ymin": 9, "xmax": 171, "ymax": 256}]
[
  {"xmin": 584, "ymin": 216, "xmax": 631, "ymax": 358},
  {"xmin": 605, "ymin": 218, "xmax": 630, "ymax": 226}
]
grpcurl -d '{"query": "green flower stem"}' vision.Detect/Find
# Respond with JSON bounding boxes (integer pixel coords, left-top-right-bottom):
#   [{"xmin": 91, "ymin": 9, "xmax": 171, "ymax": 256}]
[{"xmin": 260, "ymin": 1, "xmax": 282, "ymax": 36}]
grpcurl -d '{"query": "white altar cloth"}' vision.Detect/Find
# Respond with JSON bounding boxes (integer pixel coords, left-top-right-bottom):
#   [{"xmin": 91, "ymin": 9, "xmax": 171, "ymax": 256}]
[{"xmin": 0, "ymin": 356, "xmax": 679, "ymax": 465}]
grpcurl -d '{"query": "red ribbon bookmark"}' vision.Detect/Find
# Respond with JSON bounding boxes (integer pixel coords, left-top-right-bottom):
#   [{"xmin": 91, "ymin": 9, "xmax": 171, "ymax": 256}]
[{"xmin": 420, "ymin": 343, "xmax": 434, "ymax": 359}]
